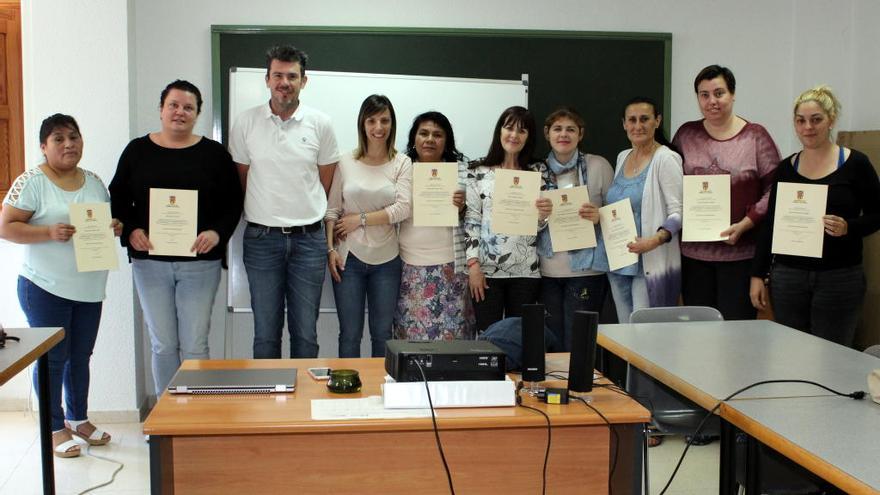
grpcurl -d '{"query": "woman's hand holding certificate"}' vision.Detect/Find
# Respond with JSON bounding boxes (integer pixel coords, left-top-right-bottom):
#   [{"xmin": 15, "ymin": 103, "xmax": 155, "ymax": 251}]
[
  {"xmin": 413, "ymin": 162, "xmax": 459, "ymax": 227},
  {"xmin": 771, "ymin": 182, "xmax": 828, "ymax": 258},
  {"xmin": 682, "ymin": 175, "xmax": 731, "ymax": 242},
  {"xmin": 599, "ymin": 199, "xmax": 639, "ymax": 270},
  {"xmin": 70, "ymin": 202, "xmax": 119, "ymax": 272},
  {"xmin": 543, "ymin": 186, "xmax": 597, "ymax": 252},
  {"xmin": 149, "ymin": 188, "xmax": 198, "ymax": 257}
]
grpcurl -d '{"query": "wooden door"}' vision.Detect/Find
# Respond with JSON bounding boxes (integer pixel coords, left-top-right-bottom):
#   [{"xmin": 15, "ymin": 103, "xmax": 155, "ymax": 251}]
[{"xmin": 0, "ymin": 3, "xmax": 23, "ymax": 199}]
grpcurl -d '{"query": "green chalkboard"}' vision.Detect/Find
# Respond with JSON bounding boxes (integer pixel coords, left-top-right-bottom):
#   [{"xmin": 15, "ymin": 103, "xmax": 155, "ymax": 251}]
[{"xmin": 211, "ymin": 26, "xmax": 671, "ymax": 165}]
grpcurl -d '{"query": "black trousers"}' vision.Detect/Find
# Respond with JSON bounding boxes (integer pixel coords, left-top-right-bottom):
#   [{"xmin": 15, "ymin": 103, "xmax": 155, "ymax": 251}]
[
  {"xmin": 473, "ymin": 277, "xmax": 541, "ymax": 332},
  {"xmin": 681, "ymin": 256, "xmax": 756, "ymax": 320}
]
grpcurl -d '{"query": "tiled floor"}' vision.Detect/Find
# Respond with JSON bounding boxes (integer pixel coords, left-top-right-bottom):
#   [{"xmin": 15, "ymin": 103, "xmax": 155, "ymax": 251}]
[
  {"xmin": 0, "ymin": 410, "xmax": 718, "ymax": 494},
  {"xmin": 0, "ymin": 411, "xmax": 149, "ymax": 495}
]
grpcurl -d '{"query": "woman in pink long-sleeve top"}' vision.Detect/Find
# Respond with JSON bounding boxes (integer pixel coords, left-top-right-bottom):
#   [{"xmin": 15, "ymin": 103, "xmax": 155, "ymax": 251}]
[
  {"xmin": 672, "ymin": 65, "xmax": 780, "ymax": 320},
  {"xmin": 325, "ymin": 94, "xmax": 413, "ymax": 357}
]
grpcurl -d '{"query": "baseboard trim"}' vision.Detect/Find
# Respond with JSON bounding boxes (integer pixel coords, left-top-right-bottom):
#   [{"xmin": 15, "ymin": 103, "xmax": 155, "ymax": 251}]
[{"xmin": 0, "ymin": 398, "xmax": 29, "ymax": 411}]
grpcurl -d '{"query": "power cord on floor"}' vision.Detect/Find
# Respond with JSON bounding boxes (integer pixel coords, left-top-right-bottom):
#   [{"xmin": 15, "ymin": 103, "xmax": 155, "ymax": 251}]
[
  {"xmin": 76, "ymin": 445, "xmax": 125, "ymax": 495},
  {"xmin": 657, "ymin": 379, "xmax": 866, "ymax": 495},
  {"xmin": 24, "ymin": 362, "xmax": 125, "ymax": 495},
  {"xmin": 413, "ymin": 360, "xmax": 455, "ymax": 495}
]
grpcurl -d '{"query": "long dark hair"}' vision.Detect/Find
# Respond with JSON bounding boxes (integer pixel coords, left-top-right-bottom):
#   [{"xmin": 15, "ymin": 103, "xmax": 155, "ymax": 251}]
[
  {"xmin": 621, "ymin": 96, "xmax": 677, "ymax": 154},
  {"xmin": 475, "ymin": 106, "xmax": 538, "ymax": 170},
  {"xmin": 405, "ymin": 111, "xmax": 464, "ymax": 162}
]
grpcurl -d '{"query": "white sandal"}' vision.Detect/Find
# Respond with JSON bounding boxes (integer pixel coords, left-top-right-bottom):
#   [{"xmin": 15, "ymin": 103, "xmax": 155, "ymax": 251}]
[
  {"xmin": 52, "ymin": 430, "xmax": 81, "ymax": 458},
  {"xmin": 65, "ymin": 420, "xmax": 111, "ymax": 446}
]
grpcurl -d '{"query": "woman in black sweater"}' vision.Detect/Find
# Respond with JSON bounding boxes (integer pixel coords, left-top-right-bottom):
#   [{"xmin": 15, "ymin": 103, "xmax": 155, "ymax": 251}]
[
  {"xmin": 750, "ymin": 85, "xmax": 880, "ymax": 346},
  {"xmin": 109, "ymin": 80, "xmax": 242, "ymax": 395}
]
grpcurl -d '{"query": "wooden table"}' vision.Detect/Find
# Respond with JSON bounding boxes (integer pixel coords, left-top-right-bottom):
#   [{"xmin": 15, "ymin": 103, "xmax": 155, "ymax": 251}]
[
  {"xmin": 598, "ymin": 320, "xmax": 880, "ymax": 494},
  {"xmin": 0, "ymin": 327, "xmax": 65, "ymax": 495},
  {"xmin": 144, "ymin": 354, "xmax": 649, "ymax": 494}
]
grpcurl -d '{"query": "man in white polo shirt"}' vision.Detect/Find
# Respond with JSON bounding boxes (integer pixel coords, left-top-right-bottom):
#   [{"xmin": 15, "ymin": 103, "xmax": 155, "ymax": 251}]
[{"xmin": 229, "ymin": 45, "xmax": 340, "ymax": 358}]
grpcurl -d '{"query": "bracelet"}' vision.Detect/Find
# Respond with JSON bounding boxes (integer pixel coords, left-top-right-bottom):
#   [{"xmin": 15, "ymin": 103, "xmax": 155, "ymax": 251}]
[
  {"xmin": 656, "ymin": 228, "xmax": 671, "ymax": 244},
  {"xmin": 467, "ymin": 258, "xmax": 480, "ymax": 268},
  {"xmin": 327, "ymin": 247, "xmax": 336, "ymax": 254},
  {"xmin": 359, "ymin": 212, "xmax": 367, "ymax": 228}
]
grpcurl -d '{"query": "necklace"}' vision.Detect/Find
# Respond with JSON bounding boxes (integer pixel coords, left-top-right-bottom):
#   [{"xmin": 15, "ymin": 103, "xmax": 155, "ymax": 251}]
[{"xmin": 627, "ymin": 142, "xmax": 658, "ymax": 175}]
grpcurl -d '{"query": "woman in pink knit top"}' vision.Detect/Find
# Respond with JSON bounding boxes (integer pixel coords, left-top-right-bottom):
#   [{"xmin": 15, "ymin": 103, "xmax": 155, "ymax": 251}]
[{"xmin": 672, "ymin": 65, "xmax": 780, "ymax": 320}]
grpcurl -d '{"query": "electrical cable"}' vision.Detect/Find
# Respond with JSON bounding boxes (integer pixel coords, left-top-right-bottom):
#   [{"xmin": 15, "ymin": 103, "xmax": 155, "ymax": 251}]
[
  {"xmin": 515, "ymin": 384, "xmax": 551, "ymax": 495},
  {"xmin": 76, "ymin": 445, "xmax": 125, "ymax": 494},
  {"xmin": 413, "ymin": 360, "xmax": 455, "ymax": 495},
  {"xmin": 571, "ymin": 395, "xmax": 620, "ymax": 483},
  {"xmin": 657, "ymin": 379, "xmax": 866, "ymax": 495}
]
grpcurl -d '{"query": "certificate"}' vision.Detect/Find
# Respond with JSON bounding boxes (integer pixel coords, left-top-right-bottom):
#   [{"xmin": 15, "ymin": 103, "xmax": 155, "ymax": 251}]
[
  {"xmin": 542, "ymin": 186, "xmax": 597, "ymax": 252},
  {"xmin": 599, "ymin": 199, "xmax": 638, "ymax": 271},
  {"xmin": 771, "ymin": 182, "xmax": 828, "ymax": 258},
  {"xmin": 149, "ymin": 188, "xmax": 198, "ymax": 257},
  {"xmin": 69, "ymin": 202, "xmax": 118, "ymax": 272},
  {"xmin": 682, "ymin": 175, "xmax": 731, "ymax": 242},
  {"xmin": 412, "ymin": 162, "xmax": 459, "ymax": 227},
  {"xmin": 491, "ymin": 169, "xmax": 541, "ymax": 236}
]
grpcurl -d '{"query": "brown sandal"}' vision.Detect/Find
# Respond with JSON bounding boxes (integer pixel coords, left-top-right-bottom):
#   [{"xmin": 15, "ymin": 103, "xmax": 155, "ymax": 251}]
[
  {"xmin": 65, "ymin": 420, "xmax": 111, "ymax": 446},
  {"xmin": 52, "ymin": 430, "xmax": 81, "ymax": 458}
]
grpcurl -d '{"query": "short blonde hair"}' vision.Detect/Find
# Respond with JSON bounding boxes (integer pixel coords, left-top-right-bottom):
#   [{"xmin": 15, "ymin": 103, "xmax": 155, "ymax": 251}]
[{"xmin": 794, "ymin": 85, "xmax": 841, "ymax": 124}]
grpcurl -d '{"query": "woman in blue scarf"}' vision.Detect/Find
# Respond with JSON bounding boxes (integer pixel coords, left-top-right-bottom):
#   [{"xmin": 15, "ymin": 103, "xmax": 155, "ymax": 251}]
[{"xmin": 537, "ymin": 108, "xmax": 614, "ymax": 350}]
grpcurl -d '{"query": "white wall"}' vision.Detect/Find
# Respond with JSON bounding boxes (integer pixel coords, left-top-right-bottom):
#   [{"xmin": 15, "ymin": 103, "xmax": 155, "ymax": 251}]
[
  {"xmin": 4, "ymin": 0, "xmax": 879, "ymax": 415},
  {"xmin": 0, "ymin": 0, "xmax": 137, "ymax": 419}
]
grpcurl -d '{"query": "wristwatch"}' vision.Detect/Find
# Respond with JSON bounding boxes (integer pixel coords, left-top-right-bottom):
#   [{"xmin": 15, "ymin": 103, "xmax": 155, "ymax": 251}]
[{"xmin": 360, "ymin": 212, "xmax": 367, "ymax": 228}]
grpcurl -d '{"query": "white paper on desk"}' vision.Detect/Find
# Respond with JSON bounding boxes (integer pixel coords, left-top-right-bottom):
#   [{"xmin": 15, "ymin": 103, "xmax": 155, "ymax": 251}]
[{"xmin": 310, "ymin": 395, "xmax": 432, "ymax": 420}]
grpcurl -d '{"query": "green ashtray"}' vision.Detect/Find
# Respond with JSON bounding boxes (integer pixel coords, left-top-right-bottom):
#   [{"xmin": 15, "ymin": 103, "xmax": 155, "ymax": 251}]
[{"xmin": 327, "ymin": 369, "xmax": 362, "ymax": 394}]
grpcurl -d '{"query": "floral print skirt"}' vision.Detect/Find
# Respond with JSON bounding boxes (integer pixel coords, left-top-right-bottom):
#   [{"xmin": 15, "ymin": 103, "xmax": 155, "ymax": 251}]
[{"xmin": 393, "ymin": 261, "xmax": 475, "ymax": 340}]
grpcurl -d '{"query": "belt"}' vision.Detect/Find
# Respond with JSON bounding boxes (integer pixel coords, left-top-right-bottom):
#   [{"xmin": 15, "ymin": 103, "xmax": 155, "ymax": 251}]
[{"xmin": 247, "ymin": 221, "xmax": 322, "ymax": 234}]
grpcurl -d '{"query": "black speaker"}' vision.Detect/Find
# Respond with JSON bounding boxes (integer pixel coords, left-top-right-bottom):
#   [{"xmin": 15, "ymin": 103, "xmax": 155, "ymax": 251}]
[
  {"xmin": 521, "ymin": 303, "xmax": 546, "ymax": 382},
  {"xmin": 568, "ymin": 310, "xmax": 599, "ymax": 392}
]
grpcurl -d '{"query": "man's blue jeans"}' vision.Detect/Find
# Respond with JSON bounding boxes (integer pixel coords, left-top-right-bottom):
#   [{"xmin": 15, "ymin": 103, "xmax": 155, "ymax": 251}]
[
  {"xmin": 18, "ymin": 277, "xmax": 103, "ymax": 431},
  {"xmin": 243, "ymin": 224, "xmax": 327, "ymax": 358},
  {"xmin": 332, "ymin": 254, "xmax": 401, "ymax": 358}
]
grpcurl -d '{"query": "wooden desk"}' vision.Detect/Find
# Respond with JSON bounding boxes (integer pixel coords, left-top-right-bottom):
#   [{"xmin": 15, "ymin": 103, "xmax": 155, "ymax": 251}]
[
  {"xmin": 144, "ymin": 355, "xmax": 649, "ymax": 494},
  {"xmin": 0, "ymin": 327, "xmax": 65, "ymax": 495},
  {"xmin": 598, "ymin": 320, "xmax": 880, "ymax": 494},
  {"xmin": 722, "ymin": 396, "xmax": 880, "ymax": 494}
]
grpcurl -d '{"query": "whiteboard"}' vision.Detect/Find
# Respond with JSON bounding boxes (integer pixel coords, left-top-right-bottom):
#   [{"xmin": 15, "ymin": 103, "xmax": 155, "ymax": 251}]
[
  {"xmin": 229, "ymin": 68, "xmax": 528, "ymax": 163},
  {"xmin": 227, "ymin": 68, "xmax": 528, "ymax": 311}
]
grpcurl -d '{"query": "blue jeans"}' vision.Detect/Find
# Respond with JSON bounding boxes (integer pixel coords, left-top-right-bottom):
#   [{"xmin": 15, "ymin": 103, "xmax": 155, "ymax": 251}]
[
  {"xmin": 607, "ymin": 272, "xmax": 649, "ymax": 323},
  {"xmin": 17, "ymin": 277, "xmax": 103, "ymax": 431},
  {"xmin": 132, "ymin": 259, "xmax": 221, "ymax": 395},
  {"xmin": 243, "ymin": 225, "xmax": 327, "ymax": 358},
  {"xmin": 332, "ymin": 254, "xmax": 402, "ymax": 358},
  {"xmin": 541, "ymin": 274, "xmax": 607, "ymax": 351},
  {"xmin": 770, "ymin": 263, "xmax": 865, "ymax": 347}
]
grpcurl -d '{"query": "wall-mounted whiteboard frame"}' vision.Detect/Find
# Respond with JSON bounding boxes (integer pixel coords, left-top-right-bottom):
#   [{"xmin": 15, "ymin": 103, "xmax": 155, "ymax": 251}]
[{"xmin": 226, "ymin": 68, "xmax": 528, "ymax": 311}]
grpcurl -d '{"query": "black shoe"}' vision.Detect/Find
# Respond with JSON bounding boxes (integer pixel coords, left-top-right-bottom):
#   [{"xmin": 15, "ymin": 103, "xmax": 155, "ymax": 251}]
[{"xmin": 686, "ymin": 434, "xmax": 717, "ymax": 446}]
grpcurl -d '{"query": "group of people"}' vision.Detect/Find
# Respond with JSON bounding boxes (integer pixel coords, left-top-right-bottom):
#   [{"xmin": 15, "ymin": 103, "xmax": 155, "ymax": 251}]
[{"xmin": 1, "ymin": 42, "xmax": 878, "ymax": 460}]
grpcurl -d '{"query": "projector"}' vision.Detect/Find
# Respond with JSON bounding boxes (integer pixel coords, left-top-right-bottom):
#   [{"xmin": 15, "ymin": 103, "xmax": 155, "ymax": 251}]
[{"xmin": 384, "ymin": 340, "xmax": 507, "ymax": 382}]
